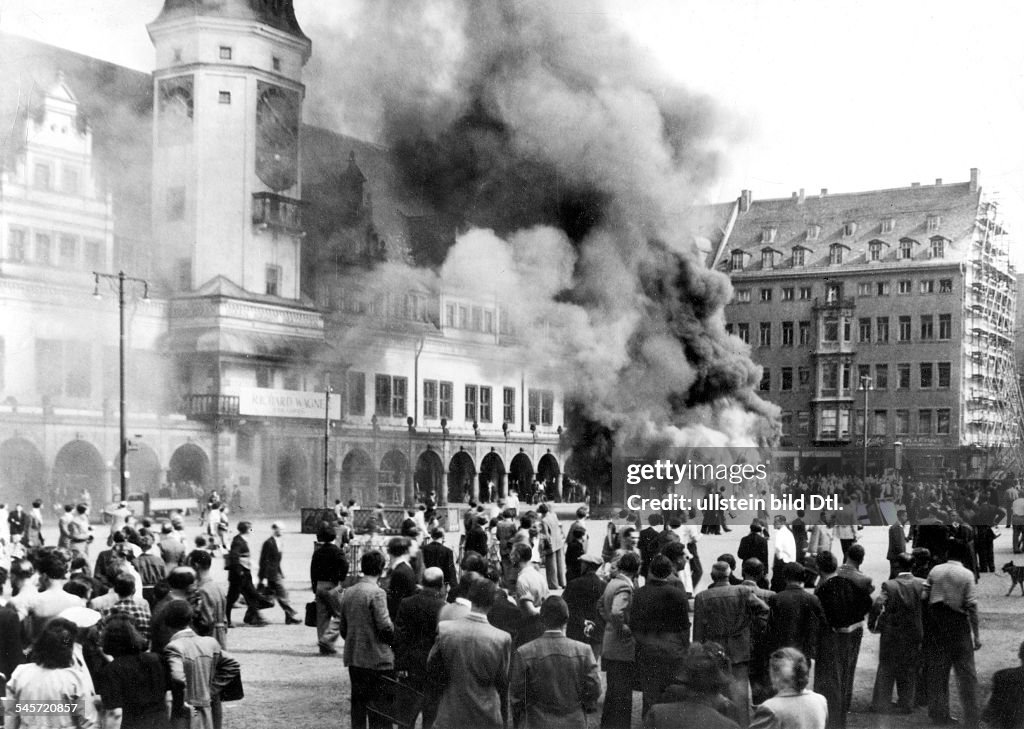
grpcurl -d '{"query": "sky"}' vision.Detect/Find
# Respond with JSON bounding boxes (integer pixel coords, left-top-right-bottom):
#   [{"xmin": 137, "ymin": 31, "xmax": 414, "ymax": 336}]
[{"xmin": 3, "ymin": 0, "xmax": 1024, "ymax": 248}]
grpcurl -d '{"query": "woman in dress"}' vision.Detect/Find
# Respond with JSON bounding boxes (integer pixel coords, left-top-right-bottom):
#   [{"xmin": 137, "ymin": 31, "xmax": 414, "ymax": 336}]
[{"xmin": 6, "ymin": 617, "xmax": 99, "ymax": 728}]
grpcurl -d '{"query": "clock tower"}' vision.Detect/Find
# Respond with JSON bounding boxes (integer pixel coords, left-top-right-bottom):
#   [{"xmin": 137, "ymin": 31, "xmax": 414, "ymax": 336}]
[{"xmin": 147, "ymin": 0, "xmax": 311, "ymax": 298}]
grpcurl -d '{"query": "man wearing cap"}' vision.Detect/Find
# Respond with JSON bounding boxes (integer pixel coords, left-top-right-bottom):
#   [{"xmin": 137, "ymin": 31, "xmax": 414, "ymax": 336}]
[
  {"xmin": 109, "ymin": 500, "xmax": 132, "ymax": 546},
  {"xmin": 258, "ymin": 522, "xmax": 301, "ymax": 625},
  {"xmin": 511, "ymin": 595, "xmax": 601, "ymax": 729},
  {"xmin": 564, "ymin": 553, "xmax": 606, "ymax": 662}
]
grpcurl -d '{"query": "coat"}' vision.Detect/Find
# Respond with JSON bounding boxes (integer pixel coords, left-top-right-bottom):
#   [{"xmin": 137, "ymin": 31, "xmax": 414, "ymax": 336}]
[
  {"xmin": 257, "ymin": 536, "xmax": 284, "ymax": 581},
  {"xmin": 599, "ymin": 574, "xmax": 635, "ymax": 662},
  {"xmin": 422, "ymin": 541, "xmax": 458, "ymax": 588},
  {"xmin": 510, "ymin": 630, "xmax": 601, "ymax": 729},
  {"xmin": 428, "ymin": 612, "xmax": 511, "ymax": 729},
  {"xmin": 738, "ymin": 532, "xmax": 770, "ymax": 568},
  {"xmin": 749, "ymin": 688, "xmax": 828, "ymax": 729},
  {"xmin": 338, "ymin": 577, "xmax": 394, "ymax": 670},
  {"xmin": 692, "ymin": 582, "xmax": 769, "ymax": 666},
  {"xmin": 767, "ymin": 584, "xmax": 825, "ymax": 659}
]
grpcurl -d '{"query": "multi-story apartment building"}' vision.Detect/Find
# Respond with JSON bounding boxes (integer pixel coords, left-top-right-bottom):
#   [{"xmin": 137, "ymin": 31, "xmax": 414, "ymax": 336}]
[
  {"xmin": 0, "ymin": 2, "xmax": 566, "ymax": 512},
  {"xmin": 714, "ymin": 174, "xmax": 1019, "ymax": 477}
]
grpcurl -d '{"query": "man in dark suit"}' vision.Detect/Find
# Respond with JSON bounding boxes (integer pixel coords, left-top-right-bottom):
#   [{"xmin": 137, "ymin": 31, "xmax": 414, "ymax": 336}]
[
  {"xmin": 464, "ymin": 515, "xmax": 489, "ymax": 558},
  {"xmin": 982, "ymin": 639, "xmax": 1024, "ymax": 729},
  {"xmin": 638, "ymin": 513, "xmax": 664, "ymax": 578},
  {"xmin": 422, "ymin": 528, "xmax": 457, "ymax": 591},
  {"xmin": 767, "ymin": 562, "xmax": 825, "ymax": 665},
  {"xmin": 868, "ymin": 552, "xmax": 925, "ymax": 714},
  {"xmin": 386, "ymin": 536, "xmax": 419, "ymax": 620},
  {"xmin": 395, "ymin": 567, "xmax": 447, "ymax": 728},
  {"xmin": 887, "ymin": 509, "xmax": 909, "ymax": 579},
  {"xmin": 225, "ymin": 520, "xmax": 268, "ymax": 627},
  {"xmin": 815, "ymin": 545, "xmax": 874, "ymax": 729},
  {"xmin": 738, "ymin": 520, "xmax": 770, "ymax": 569},
  {"xmin": 258, "ymin": 522, "xmax": 300, "ymax": 625}
]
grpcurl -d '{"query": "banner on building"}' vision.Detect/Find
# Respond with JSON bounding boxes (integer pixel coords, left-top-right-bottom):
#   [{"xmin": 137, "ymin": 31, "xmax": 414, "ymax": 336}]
[{"xmin": 235, "ymin": 387, "xmax": 342, "ymax": 420}]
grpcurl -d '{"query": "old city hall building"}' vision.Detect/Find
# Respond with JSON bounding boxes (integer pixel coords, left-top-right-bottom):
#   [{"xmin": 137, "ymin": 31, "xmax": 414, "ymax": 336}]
[{"xmin": 0, "ymin": 1, "xmax": 567, "ymax": 512}]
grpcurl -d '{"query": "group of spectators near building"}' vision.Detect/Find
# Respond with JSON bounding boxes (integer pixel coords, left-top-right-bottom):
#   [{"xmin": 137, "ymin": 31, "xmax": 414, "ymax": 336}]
[
  {"xmin": 0, "ymin": 499, "xmax": 306, "ymax": 727},
  {"xmin": 302, "ymin": 494, "xmax": 1024, "ymax": 729}
]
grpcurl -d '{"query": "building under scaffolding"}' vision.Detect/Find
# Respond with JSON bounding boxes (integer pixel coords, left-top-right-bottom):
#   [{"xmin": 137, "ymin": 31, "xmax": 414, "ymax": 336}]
[{"xmin": 711, "ymin": 170, "xmax": 1024, "ymax": 480}]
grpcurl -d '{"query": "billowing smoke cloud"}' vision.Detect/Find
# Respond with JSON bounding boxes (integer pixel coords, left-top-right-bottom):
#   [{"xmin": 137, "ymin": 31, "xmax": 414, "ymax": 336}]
[{"xmin": 307, "ymin": 0, "xmax": 778, "ymax": 484}]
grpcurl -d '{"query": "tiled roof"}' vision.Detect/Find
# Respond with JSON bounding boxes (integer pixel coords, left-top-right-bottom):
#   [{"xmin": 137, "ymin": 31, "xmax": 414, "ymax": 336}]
[
  {"xmin": 722, "ymin": 181, "xmax": 981, "ymax": 273},
  {"xmin": 153, "ymin": 0, "xmax": 307, "ymax": 41}
]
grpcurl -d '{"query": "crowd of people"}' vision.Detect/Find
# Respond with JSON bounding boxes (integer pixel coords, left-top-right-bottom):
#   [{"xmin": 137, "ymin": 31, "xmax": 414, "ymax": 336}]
[
  {"xmin": 3, "ymin": 487, "xmax": 1024, "ymax": 729},
  {"xmin": 304, "ymin": 494, "xmax": 1024, "ymax": 729},
  {"xmin": 0, "ymin": 498, "xmax": 283, "ymax": 728}
]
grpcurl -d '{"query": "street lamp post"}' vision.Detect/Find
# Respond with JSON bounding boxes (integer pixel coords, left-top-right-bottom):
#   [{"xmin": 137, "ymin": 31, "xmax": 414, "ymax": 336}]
[
  {"xmin": 323, "ymin": 386, "xmax": 332, "ymax": 508},
  {"xmin": 93, "ymin": 271, "xmax": 149, "ymax": 503},
  {"xmin": 860, "ymin": 376, "xmax": 872, "ymax": 481}
]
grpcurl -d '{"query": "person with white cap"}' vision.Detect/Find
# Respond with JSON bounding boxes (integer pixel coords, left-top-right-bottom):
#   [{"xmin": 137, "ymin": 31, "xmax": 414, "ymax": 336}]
[
  {"xmin": 258, "ymin": 522, "xmax": 301, "ymax": 625},
  {"xmin": 108, "ymin": 500, "xmax": 132, "ymax": 546}
]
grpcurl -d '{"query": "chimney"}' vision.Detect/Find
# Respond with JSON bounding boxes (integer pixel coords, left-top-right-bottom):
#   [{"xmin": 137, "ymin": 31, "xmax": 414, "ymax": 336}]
[
  {"xmin": 911, "ymin": 182, "xmax": 920, "ymax": 188},
  {"xmin": 935, "ymin": 178, "xmax": 943, "ymax": 186},
  {"xmin": 791, "ymin": 191, "xmax": 798, "ymax": 202},
  {"xmin": 820, "ymin": 188, "xmax": 828, "ymax": 197},
  {"xmin": 740, "ymin": 189, "xmax": 752, "ymax": 213},
  {"xmin": 970, "ymin": 167, "xmax": 979, "ymax": 192},
  {"xmin": 798, "ymin": 188, "xmax": 805, "ymax": 204}
]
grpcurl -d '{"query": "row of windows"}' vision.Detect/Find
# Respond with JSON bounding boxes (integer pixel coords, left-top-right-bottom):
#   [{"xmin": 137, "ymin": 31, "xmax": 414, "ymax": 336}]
[
  {"xmin": 730, "ymin": 314, "xmax": 953, "ymax": 347},
  {"xmin": 759, "ymin": 361, "xmax": 953, "ymax": 392},
  {"xmin": 210, "ymin": 45, "xmax": 282, "ymax": 72},
  {"xmin": 7, "ymin": 228, "xmax": 105, "ymax": 268},
  {"xmin": 779, "ymin": 408, "xmax": 952, "ymax": 437},
  {"xmin": 759, "ymin": 216, "xmax": 940, "ymax": 246},
  {"xmin": 344, "ymin": 372, "xmax": 555, "ymax": 426},
  {"xmin": 444, "ymin": 303, "xmax": 507, "ymax": 334},
  {"xmin": 31, "ymin": 161, "xmax": 81, "ymax": 195},
  {"xmin": 735, "ymin": 278, "xmax": 953, "ymax": 304},
  {"xmin": 734, "ymin": 232, "xmax": 947, "ymax": 270}
]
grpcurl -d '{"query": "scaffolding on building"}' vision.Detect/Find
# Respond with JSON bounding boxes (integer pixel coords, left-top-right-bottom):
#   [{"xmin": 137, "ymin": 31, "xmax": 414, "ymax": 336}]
[{"xmin": 963, "ymin": 199, "xmax": 1024, "ymax": 473}]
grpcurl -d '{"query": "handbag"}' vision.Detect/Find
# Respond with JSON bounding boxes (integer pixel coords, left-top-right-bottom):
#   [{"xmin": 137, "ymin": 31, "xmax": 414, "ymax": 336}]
[{"xmin": 304, "ymin": 601, "xmax": 318, "ymax": 627}]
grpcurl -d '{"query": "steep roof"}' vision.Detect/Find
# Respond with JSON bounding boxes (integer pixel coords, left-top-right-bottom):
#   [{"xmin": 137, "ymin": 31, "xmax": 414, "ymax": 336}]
[
  {"xmin": 152, "ymin": 0, "xmax": 307, "ymax": 41},
  {"xmin": 722, "ymin": 181, "xmax": 982, "ymax": 273}
]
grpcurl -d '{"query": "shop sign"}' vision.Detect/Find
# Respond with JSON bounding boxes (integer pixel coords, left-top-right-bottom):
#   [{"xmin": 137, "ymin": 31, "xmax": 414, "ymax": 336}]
[{"xmin": 235, "ymin": 387, "xmax": 342, "ymax": 420}]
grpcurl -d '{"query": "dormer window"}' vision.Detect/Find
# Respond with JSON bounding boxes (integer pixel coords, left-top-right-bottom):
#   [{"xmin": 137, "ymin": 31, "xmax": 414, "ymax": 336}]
[
  {"xmin": 806, "ymin": 224, "xmax": 821, "ymax": 241},
  {"xmin": 843, "ymin": 222, "xmax": 857, "ymax": 237},
  {"xmin": 761, "ymin": 248, "xmax": 780, "ymax": 269},
  {"xmin": 730, "ymin": 250, "xmax": 746, "ymax": 271},
  {"xmin": 930, "ymin": 236, "xmax": 947, "ymax": 259},
  {"xmin": 761, "ymin": 226, "xmax": 778, "ymax": 244},
  {"xmin": 881, "ymin": 217, "xmax": 895, "ymax": 234},
  {"xmin": 792, "ymin": 245, "xmax": 809, "ymax": 267},
  {"xmin": 899, "ymin": 237, "xmax": 917, "ymax": 260},
  {"xmin": 927, "ymin": 214, "xmax": 941, "ymax": 232},
  {"xmin": 868, "ymin": 239, "xmax": 888, "ymax": 262},
  {"xmin": 829, "ymin": 243, "xmax": 848, "ymax": 265}
]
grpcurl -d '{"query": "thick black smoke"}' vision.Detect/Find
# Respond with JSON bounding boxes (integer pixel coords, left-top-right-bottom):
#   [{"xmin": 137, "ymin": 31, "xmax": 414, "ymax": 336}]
[{"xmin": 306, "ymin": 0, "xmax": 778, "ymax": 492}]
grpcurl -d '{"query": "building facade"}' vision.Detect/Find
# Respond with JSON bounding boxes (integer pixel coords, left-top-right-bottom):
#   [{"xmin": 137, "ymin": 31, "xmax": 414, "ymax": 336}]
[
  {"xmin": 714, "ymin": 174, "xmax": 1020, "ymax": 478},
  {"xmin": 0, "ymin": 1, "xmax": 567, "ymax": 512}
]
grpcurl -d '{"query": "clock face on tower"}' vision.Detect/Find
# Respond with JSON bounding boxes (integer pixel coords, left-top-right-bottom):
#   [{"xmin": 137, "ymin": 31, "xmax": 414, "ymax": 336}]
[{"xmin": 255, "ymin": 82, "xmax": 300, "ymax": 192}]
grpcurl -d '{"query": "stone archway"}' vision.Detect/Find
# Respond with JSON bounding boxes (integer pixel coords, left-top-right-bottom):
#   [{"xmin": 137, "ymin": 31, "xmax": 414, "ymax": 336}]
[
  {"xmin": 538, "ymin": 452, "xmax": 561, "ymax": 501},
  {"xmin": 53, "ymin": 440, "xmax": 106, "ymax": 507},
  {"xmin": 379, "ymin": 450, "xmax": 408, "ymax": 505},
  {"xmin": 168, "ymin": 444, "xmax": 210, "ymax": 495},
  {"xmin": 275, "ymin": 444, "xmax": 310, "ymax": 509},
  {"xmin": 113, "ymin": 444, "xmax": 161, "ymax": 497},
  {"xmin": 478, "ymin": 451, "xmax": 505, "ymax": 503},
  {"xmin": 0, "ymin": 437, "xmax": 46, "ymax": 507},
  {"xmin": 341, "ymin": 448, "xmax": 374, "ymax": 505},
  {"xmin": 414, "ymin": 449, "xmax": 444, "ymax": 502},
  {"xmin": 509, "ymin": 452, "xmax": 534, "ymax": 501},
  {"xmin": 447, "ymin": 450, "xmax": 476, "ymax": 504}
]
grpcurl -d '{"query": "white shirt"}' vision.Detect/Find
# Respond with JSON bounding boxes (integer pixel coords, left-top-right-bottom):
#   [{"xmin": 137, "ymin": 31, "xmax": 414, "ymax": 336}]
[{"xmin": 773, "ymin": 526, "xmax": 797, "ymax": 563}]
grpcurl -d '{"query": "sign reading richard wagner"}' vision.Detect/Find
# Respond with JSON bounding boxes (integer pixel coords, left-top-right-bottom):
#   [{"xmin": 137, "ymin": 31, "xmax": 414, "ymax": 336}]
[{"xmin": 234, "ymin": 387, "xmax": 342, "ymax": 420}]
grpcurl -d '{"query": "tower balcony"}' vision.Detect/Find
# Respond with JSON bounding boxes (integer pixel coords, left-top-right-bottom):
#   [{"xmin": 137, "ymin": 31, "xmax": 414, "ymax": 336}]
[
  {"xmin": 252, "ymin": 192, "xmax": 305, "ymax": 235},
  {"xmin": 182, "ymin": 394, "xmax": 239, "ymax": 420}
]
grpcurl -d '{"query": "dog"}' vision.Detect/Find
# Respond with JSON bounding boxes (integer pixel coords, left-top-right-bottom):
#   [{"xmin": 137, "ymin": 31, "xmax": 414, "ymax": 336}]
[{"xmin": 1002, "ymin": 562, "xmax": 1024, "ymax": 596}]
